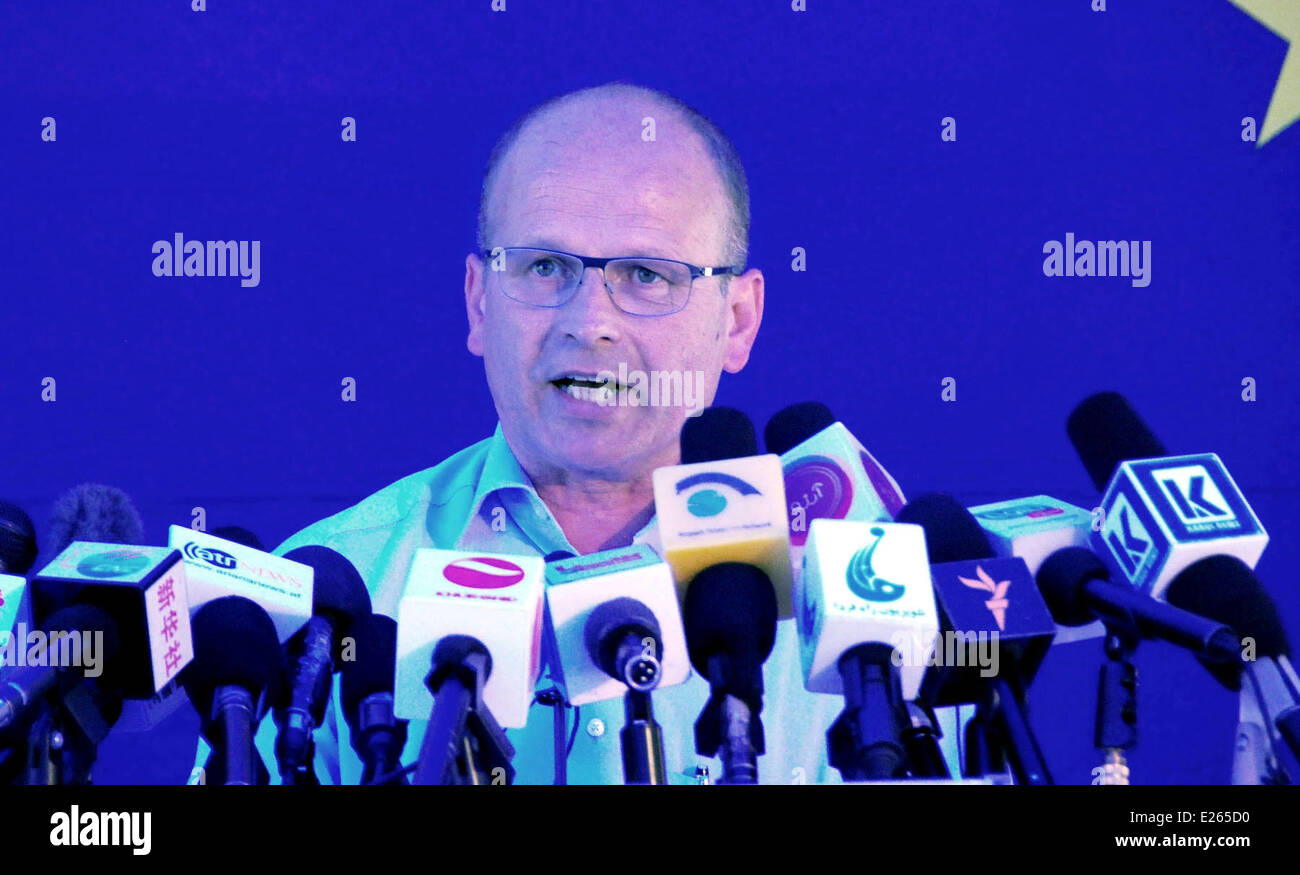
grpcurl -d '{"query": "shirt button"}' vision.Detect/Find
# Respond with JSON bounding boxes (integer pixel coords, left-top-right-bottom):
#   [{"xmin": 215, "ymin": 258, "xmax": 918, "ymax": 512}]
[{"xmin": 586, "ymin": 718, "xmax": 606, "ymax": 738}]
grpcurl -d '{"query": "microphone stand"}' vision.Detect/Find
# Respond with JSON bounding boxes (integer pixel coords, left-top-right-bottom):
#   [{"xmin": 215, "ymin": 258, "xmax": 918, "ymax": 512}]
[
  {"xmin": 989, "ymin": 674, "xmax": 1053, "ymax": 785},
  {"xmin": 695, "ymin": 652, "xmax": 765, "ymax": 785},
  {"xmin": 827, "ymin": 643, "xmax": 909, "ymax": 781},
  {"xmin": 1094, "ymin": 622, "xmax": 1139, "ymax": 785},
  {"xmin": 621, "ymin": 689, "xmax": 666, "ymax": 784},
  {"xmin": 203, "ymin": 685, "xmax": 271, "ymax": 786},
  {"xmin": 962, "ymin": 704, "xmax": 1006, "ymax": 779},
  {"xmin": 902, "ymin": 702, "xmax": 949, "ymax": 779},
  {"xmin": 24, "ymin": 676, "xmax": 121, "ymax": 785},
  {"xmin": 414, "ymin": 636, "xmax": 515, "ymax": 786}
]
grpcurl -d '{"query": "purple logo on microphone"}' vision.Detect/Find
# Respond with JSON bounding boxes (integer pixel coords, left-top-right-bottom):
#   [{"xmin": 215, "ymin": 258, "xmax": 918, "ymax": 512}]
[
  {"xmin": 442, "ymin": 557, "xmax": 526, "ymax": 589},
  {"xmin": 783, "ymin": 455, "xmax": 853, "ymax": 546}
]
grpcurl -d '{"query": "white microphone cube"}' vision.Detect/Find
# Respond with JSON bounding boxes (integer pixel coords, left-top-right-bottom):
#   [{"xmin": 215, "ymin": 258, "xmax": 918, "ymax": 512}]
[
  {"xmin": 169, "ymin": 525, "xmax": 314, "ymax": 644},
  {"xmin": 969, "ymin": 495, "xmax": 1093, "ymax": 577},
  {"xmin": 394, "ymin": 549, "xmax": 545, "ymax": 729},
  {"xmin": 652, "ymin": 453, "xmax": 794, "ymax": 617},
  {"xmin": 1095, "ymin": 454, "xmax": 1267, "ymax": 599},
  {"xmin": 543, "ymin": 544, "xmax": 691, "ymax": 706},
  {"xmin": 798, "ymin": 519, "xmax": 939, "ymax": 699}
]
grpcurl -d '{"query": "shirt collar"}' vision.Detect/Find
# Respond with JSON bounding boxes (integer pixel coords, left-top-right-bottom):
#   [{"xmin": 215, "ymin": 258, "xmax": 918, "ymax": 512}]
[{"xmin": 452, "ymin": 422, "xmax": 662, "ymax": 555}]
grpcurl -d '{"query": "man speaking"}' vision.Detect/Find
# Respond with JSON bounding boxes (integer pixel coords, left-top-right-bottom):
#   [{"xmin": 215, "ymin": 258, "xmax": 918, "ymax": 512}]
[{"xmin": 221, "ymin": 82, "xmax": 851, "ymax": 784}]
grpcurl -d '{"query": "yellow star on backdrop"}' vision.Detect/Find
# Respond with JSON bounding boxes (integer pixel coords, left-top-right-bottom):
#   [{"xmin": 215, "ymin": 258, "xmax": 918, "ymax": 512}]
[{"xmin": 1227, "ymin": 0, "xmax": 1300, "ymax": 146}]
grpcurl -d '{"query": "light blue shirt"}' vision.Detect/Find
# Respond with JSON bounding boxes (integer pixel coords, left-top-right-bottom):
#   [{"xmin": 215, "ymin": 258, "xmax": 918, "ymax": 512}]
[{"xmin": 196, "ymin": 425, "xmax": 964, "ymax": 784}]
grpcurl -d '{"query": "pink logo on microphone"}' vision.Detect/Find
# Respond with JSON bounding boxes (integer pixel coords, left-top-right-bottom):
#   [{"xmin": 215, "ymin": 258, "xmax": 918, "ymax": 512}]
[{"xmin": 442, "ymin": 557, "xmax": 526, "ymax": 589}]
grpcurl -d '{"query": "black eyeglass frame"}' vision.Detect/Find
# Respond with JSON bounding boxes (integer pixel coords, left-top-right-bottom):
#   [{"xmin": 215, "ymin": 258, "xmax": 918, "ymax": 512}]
[{"xmin": 480, "ymin": 245, "xmax": 743, "ymax": 316}]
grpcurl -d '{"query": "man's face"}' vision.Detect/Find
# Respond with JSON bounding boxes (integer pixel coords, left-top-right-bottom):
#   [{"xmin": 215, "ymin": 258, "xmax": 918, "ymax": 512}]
[{"xmin": 464, "ymin": 101, "xmax": 763, "ymax": 482}]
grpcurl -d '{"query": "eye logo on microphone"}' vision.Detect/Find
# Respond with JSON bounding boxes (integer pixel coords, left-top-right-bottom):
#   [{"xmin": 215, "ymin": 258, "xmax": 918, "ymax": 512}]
[
  {"xmin": 675, "ymin": 472, "xmax": 761, "ymax": 519},
  {"xmin": 183, "ymin": 542, "xmax": 237, "ymax": 570},
  {"xmin": 846, "ymin": 527, "xmax": 904, "ymax": 603},
  {"xmin": 958, "ymin": 565, "xmax": 1011, "ymax": 630},
  {"xmin": 442, "ymin": 557, "xmax": 526, "ymax": 589},
  {"xmin": 76, "ymin": 549, "xmax": 151, "ymax": 579}
]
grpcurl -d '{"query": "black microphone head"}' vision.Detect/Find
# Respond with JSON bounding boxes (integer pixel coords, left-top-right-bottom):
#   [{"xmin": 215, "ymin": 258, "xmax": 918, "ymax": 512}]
[
  {"xmin": 1066, "ymin": 392, "xmax": 1168, "ymax": 492},
  {"xmin": 584, "ymin": 597, "xmax": 662, "ymax": 663},
  {"xmin": 764, "ymin": 402, "xmax": 836, "ymax": 456},
  {"xmin": 894, "ymin": 493, "xmax": 996, "ymax": 564},
  {"xmin": 209, "ymin": 525, "xmax": 265, "ymax": 551},
  {"xmin": 1165, "ymin": 555, "xmax": 1288, "ymax": 690},
  {"xmin": 544, "ymin": 550, "xmax": 576, "ymax": 564},
  {"xmin": 47, "ymin": 484, "xmax": 145, "ymax": 557},
  {"xmin": 340, "ymin": 613, "xmax": 398, "ymax": 725},
  {"xmin": 283, "ymin": 545, "xmax": 373, "ymax": 638},
  {"xmin": 681, "ymin": 407, "xmax": 758, "ymax": 464},
  {"xmin": 39, "ymin": 603, "xmax": 124, "ymax": 669},
  {"xmin": 0, "ymin": 499, "xmax": 39, "ymax": 574},
  {"xmin": 1035, "ymin": 546, "xmax": 1110, "ymax": 627},
  {"xmin": 182, "ymin": 595, "xmax": 283, "ymax": 717},
  {"xmin": 682, "ymin": 563, "xmax": 778, "ymax": 676}
]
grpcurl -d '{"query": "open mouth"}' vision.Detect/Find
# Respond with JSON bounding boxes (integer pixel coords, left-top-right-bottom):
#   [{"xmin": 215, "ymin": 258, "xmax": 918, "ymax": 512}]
[{"xmin": 550, "ymin": 373, "xmax": 621, "ymax": 404}]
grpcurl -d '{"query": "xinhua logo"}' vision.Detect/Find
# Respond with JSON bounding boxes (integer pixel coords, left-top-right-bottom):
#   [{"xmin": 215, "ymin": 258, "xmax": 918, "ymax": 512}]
[
  {"xmin": 675, "ymin": 472, "xmax": 761, "ymax": 519},
  {"xmin": 183, "ymin": 542, "xmax": 237, "ymax": 570},
  {"xmin": 442, "ymin": 557, "xmax": 526, "ymax": 589},
  {"xmin": 846, "ymin": 527, "xmax": 905, "ymax": 603},
  {"xmin": 76, "ymin": 550, "xmax": 151, "ymax": 579}
]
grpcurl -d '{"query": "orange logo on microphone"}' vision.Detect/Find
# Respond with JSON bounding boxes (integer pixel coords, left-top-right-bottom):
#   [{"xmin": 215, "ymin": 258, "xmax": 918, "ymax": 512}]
[{"xmin": 958, "ymin": 566, "xmax": 1011, "ymax": 630}]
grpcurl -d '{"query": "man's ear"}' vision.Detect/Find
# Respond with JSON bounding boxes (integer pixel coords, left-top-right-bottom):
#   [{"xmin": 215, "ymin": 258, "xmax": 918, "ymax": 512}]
[
  {"xmin": 721, "ymin": 268, "xmax": 764, "ymax": 373},
  {"xmin": 465, "ymin": 252, "xmax": 488, "ymax": 357}
]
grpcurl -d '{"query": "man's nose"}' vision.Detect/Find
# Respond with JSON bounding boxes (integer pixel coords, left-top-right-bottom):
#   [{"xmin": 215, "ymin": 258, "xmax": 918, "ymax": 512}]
[{"xmin": 554, "ymin": 266, "xmax": 623, "ymax": 345}]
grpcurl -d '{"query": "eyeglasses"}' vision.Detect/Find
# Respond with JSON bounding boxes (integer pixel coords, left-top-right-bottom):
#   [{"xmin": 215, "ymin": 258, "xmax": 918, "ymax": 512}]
[{"xmin": 482, "ymin": 246, "xmax": 741, "ymax": 317}]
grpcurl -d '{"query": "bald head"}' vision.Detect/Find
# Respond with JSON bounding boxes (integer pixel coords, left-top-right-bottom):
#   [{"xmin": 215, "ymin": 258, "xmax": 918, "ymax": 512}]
[{"xmin": 476, "ymin": 83, "xmax": 750, "ymax": 270}]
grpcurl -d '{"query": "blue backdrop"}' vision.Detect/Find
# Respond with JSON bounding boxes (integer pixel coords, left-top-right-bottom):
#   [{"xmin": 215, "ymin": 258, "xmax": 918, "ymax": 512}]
[{"xmin": 2, "ymin": 0, "xmax": 1297, "ymax": 785}]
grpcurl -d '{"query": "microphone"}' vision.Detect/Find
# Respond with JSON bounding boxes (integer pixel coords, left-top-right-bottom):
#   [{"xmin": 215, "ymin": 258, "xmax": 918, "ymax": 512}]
[
  {"xmin": 763, "ymin": 401, "xmax": 906, "ymax": 561},
  {"xmin": 169, "ymin": 525, "xmax": 314, "ymax": 644},
  {"xmin": 274, "ymin": 546, "xmax": 372, "ymax": 785},
  {"xmin": 542, "ymin": 544, "xmax": 690, "ymax": 706},
  {"xmin": 584, "ymin": 598, "xmax": 662, "ymax": 692},
  {"xmin": 1163, "ymin": 556, "xmax": 1300, "ymax": 781},
  {"xmin": 1036, "ymin": 547, "xmax": 1240, "ymax": 663},
  {"xmin": 182, "ymin": 596, "xmax": 283, "ymax": 785},
  {"xmin": 1066, "ymin": 392, "xmax": 1268, "ymax": 599},
  {"xmin": 798, "ymin": 518, "xmax": 938, "ymax": 780},
  {"xmin": 47, "ymin": 484, "xmax": 145, "ymax": 557},
  {"xmin": 0, "ymin": 604, "xmax": 122, "ymax": 734},
  {"xmin": 340, "ymin": 614, "xmax": 408, "ymax": 785},
  {"xmin": 0, "ymin": 604, "xmax": 124, "ymax": 785},
  {"xmin": 967, "ymin": 495, "xmax": 1100, "ymax": 645},
  {"xmin": 208, "ymin": 526, "xmax": 265, "ymax": 551},
  {"xmin": 0, "ymin": 500, "xmax": 39, "ymax": 575},
  {"xmin": 898, "ymin": 494, "xmax": 1055, "ymax": 784},
  {"xmin": 31, "ymin": 542, "xmax": 195, "ymax": 697},
  {"xmin": 395, "ymin": 549, "xmax": 545, "ymax": 731},
  {"xmin": 967, "ymin": 495, "xmax": 1094, "ymax": 578},
  {"xmin": 581, "ymin": 594, "xmax": 673, "ymax": 784},
  {"xmin": 652, "ymin": 407, "xmax": 794, "ymax": 617},
  {"xmin": 682, "ymin": 562, "xmax": 778, "ymax": 784}
]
